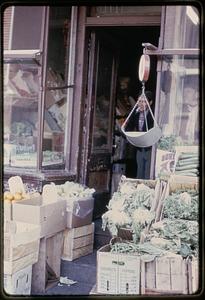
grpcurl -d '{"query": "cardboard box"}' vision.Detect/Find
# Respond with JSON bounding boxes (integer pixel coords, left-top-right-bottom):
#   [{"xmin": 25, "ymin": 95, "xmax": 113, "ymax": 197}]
[
  {"xmin": 4, "ymin": 221, "xmax": 40, "ymax": 275},
  {"xmin": 97, "ymin": 244, "xmax": 141, "ymax": 295},
  {"xmin": 4, "ymin": 201, "xmax": 12, "ymax": 220},
  {"xmin": 61, "ymin": 223, "xmax": 94, "ymax": 261},
  {"xmin": 12, "ymin": 197, "xmax": 67, "ymax": 238},
  {"xmin": 66, "ymin": 197, "xmax": 94, "ymax": 228},
  {"xmin": 4, "ymin": 264, "xmax": 32, "ymax": 295}
]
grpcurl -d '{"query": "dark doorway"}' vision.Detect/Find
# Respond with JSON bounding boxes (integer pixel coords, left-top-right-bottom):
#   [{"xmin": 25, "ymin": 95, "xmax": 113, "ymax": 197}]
[{"xmin": 103, "ymin": 27, "xmax": 160, "ymax": 193}]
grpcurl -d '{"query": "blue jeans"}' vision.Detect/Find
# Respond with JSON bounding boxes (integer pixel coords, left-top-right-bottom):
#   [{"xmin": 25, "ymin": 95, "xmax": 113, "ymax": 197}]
[{"xmin": 136, "ymin": 148, "xmax": 151, "ymax": 179}]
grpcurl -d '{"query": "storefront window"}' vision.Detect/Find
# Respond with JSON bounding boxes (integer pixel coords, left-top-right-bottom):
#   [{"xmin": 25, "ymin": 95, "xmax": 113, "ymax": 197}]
[
  {"xmin": 164, "ymin": 6, "xmax": 199, "ymax": 49},
  {"xmin": 4, "ymin": 62, "xmax": 40, "ymax": 167},
  {"xmin": 92, "ymin": 43, "xmax": 113, "ymax": 150},
  {"xmin": 3, "ymin": 6, "xmax": 75, "ymax": 170},
  {"xmin": 42, "ymin": 7, "xmax": 72, "ymax": 168},
  {"xmin": 158, "ymin": 56, "xmax": 199, "ymax": 146}
]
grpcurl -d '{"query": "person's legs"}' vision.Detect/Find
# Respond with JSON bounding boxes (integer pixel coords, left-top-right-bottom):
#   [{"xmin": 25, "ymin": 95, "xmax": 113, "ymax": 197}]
[
  {"xmin": 144, "ymin": 149, "xmax": 152, "ymax": 179},
  {"xmin": 136, "ymin": 149, "xmax": 145, "ymax": 179}
]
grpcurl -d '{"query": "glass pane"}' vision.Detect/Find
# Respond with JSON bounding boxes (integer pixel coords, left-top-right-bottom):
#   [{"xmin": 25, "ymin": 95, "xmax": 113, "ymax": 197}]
[
  {"xmin": 89, "ymin": 6, "xmax": 161, "ymax": 17},
  {"xmin": 92, "ymin": 43, "xmax": 113, "ymax": 150},
  {"xmin": 42, "ymin": 7, "xmax": 72, "ymax": 168},
  {"xmin": 46, "ymin": 6, "xmax": 72, "ymax": 87},
  {"xmin": 11, "ymin": 6, "xmax": 45, "ymax": 50},
  {"xmin": 4, "ymin": 63, "xmax": 40, "ymax": 168},
  {"xmin": 164, "ymin": 6, "xmax": 199, "ymax": 48},
  {"xmin": 158, "ymin": 56, "xmax": 199, "ymax": 146}
]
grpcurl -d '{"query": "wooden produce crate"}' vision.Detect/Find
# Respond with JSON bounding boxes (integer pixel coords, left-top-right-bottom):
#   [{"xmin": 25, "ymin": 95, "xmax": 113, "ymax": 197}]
[
  {"xmin": 31, "ymin": 231, "xmax": 64, "ymax": 294},
  {"xmin": 141, "ymin": 254, "xmax": 198, "ymax": 295},
  {"xmin": 169, "ymin": 174, "xmax": 199, "ymax": 193},
  {"xmin": 4, "ymin": 221, "xmax": 40, "ymax": 275},
  {"xmin": 66, "ymin": 196, "xmax": 94, "ymax": 228},
  {"xmin": 12, "ymin": 196, "xmax": 67, "ymax": 238},
  {"xmin": 97, "ymin": 244, "xmax": 141, "ymax": 295},
  {"xmin": 61, "ymin": 223, "xmax": 94, "ymax": 261},
  {"xmin": 4, "ymin": 264, "xmax": 32, "ymax": 295}
]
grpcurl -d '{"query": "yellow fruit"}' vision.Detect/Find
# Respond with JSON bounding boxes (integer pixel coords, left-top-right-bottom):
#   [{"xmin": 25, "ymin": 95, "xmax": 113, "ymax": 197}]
[
  {"xmin": 4, "ymin": 191, "xmax": 10, "ymax": 200},
  {"xmin": 5, "ymin": 193, "xmax": 14, "ymax": 201},
  {"xmin": 14, "ymin": 193, "xmax": 22, "ymax": 201}
]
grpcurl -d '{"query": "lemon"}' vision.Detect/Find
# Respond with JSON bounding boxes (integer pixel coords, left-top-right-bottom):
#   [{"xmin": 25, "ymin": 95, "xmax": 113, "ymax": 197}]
[
  {"xmin": 14, "ymin": 193, "xmax": 22, "ymax": 201},
  {"xmin": 5, "ymin": 193, "xmax": 14, "ymax": 201}
]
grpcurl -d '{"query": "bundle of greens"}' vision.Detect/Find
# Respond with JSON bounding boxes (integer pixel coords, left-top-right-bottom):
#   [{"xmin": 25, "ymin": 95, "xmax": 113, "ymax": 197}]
[
  {"xmin": 147, "ymin": 218, "xmax": 199, "ymax": 257},
  {"xmin": 175, "ymin": 152, "xmax": 199, "ymax": 177},
  {"xmin": 162, "ymin": 189, "xmax": 198, "ymax": 221}
]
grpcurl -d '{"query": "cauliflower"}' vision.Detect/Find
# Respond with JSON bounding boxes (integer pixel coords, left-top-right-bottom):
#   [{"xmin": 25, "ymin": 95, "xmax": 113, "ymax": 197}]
[
  {"xmin": 179, "ymin": 192, "xmax": 192, "ymax": 205},
  {"xmin": 132, "ymin": 208, "xmax": 155, "ymax": 226}
]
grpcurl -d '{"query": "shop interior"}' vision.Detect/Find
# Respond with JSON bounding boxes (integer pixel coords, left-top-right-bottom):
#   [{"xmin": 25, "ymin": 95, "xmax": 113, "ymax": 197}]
[{"xmin": 100, "ymin": 27, "xmax": 160, "ymax": 190}]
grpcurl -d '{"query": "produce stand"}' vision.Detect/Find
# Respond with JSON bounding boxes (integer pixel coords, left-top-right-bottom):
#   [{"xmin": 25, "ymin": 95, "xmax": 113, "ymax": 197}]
[{"xmin": 99, "ymin": 174, "xmax": 199, "ymax": 295}]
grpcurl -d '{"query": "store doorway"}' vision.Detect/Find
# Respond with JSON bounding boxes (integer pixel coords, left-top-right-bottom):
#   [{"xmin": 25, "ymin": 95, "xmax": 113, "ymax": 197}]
[
  {"xmin": 109, "ymin": 27, "xmax": 160, "ymax": 193},
  {"xmin": 83, "ymin": 26, "xmax": 160, "ymax": 217}
]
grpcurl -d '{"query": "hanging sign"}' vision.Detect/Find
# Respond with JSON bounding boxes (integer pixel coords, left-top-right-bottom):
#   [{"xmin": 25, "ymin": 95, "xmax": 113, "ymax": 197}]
[{"xmin": 138, "ymin": 54, "xmax": 150, "ymax": 82}]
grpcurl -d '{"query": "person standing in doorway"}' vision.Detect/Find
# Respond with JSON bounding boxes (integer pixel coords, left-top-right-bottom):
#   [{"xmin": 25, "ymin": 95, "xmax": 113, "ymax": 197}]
[{"xmin": 125, "ymin": 91, "xmax": 154, "ymax": 179}]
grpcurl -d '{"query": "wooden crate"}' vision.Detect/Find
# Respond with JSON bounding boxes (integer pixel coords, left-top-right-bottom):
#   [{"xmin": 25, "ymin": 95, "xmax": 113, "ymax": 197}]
[
  {"xmin": 4, "ymin": 264, "xmax": 32, "ymax": 295},
  {"xmin": 31, "ymin": 231, "xmax": 64, "ymax": 294},
  {"xmin": 97, "ymin": 244, "xmax": 141, "ymax": 295},
  {"xmin": 4, "ymin": 221, "xmax": 40, "ymax": 275},
  {"xmin": 12, "ymin": 197, "xmax": 67, "ymax": 238},
  {"xmin": 61, "ymin": 223, "xmax": 94, "ymax": 261},
  {"xmin": 169, "ymin": 174, "xmax": 199, "ymax": 193},
  {"xmin": 140, "ymin": 254, "xmax": 198, "ymax": 295}
]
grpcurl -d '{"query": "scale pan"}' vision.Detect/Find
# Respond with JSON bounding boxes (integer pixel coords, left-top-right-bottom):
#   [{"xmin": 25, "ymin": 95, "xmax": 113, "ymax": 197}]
[{"xmin": 125, "ymin": 126, "xmax": 162, "ymax": 147}]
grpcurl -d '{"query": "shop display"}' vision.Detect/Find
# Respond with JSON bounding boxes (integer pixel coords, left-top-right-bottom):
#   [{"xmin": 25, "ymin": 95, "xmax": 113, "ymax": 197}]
[{"xmin": 98, "ymin": 175, "xmax": 199, "ymax": 295}]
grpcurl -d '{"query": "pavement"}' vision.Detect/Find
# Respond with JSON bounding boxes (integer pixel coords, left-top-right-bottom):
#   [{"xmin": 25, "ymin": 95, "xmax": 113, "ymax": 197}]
[
  {"xmin": 44, "ymin": 250, "xmax": 97, "ymax": 296},
  {"xmin": 43, "ymin": 219, "xmax": 111, "ymax": 296}
]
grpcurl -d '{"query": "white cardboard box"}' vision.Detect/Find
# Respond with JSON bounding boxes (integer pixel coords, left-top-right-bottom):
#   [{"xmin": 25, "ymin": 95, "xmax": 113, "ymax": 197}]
[
  {"xmin": 66, "ymin": 197, "xmax": 94, "ymax": 228},
  {"xmin": 12, "ymin": 197, "xmax": 67, "ymax": 238},
  {"xmin": 97, "ymin": 244, "xmax": 141, "ymax": 295},
  {"xmin": 4, "ymin": 264, "xmax": 32, "ymax": 295}
]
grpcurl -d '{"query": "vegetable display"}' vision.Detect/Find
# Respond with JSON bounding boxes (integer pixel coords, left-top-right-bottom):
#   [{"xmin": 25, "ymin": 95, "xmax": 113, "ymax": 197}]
[
  {"xmin": 162, "ymin": 189, "xmax": 198, "ymax": 220},
  {"xmin": 103, "ymin": 176, "xmax": 199, "ymax": 260},
  {"xmin": 102, "ymin": 182, "xmax": 156, "ymax": 238}
]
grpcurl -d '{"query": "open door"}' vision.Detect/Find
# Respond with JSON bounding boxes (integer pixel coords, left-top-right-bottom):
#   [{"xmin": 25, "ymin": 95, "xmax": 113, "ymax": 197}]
[{"xmin": 82, "ymin": 30, "xmax": 118, "ymax": 217}]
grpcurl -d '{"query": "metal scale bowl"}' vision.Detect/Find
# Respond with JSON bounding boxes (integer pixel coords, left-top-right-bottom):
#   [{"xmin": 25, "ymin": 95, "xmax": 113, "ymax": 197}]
[{"xmin": 121, "ymin": 53, "xmax": 162, "ymax": 148}]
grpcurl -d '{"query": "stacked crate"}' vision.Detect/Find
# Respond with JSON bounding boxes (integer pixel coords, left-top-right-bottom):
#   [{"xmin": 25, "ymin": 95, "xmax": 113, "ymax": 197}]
[
  {"xmin": 61, "ymin": 196, "xmax": 95, "ymax": 261},
  {"xmin": 4, "ymin": 220, "xmax": 40, "ymax": 295}
]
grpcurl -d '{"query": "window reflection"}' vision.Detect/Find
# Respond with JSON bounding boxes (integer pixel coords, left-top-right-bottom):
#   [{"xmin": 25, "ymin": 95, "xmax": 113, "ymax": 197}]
[
  {"xmin": 92, "ymin": 44, "xmax": 113, "ymax": 149},
  {"xmin": 42, "ymin": 7, "xmax": 72, "ymax": 168},
  {"xmin": 4, "ymin": 63, "xmax": 39, "ymax": 167},
  {"xmin": 158, "ymin": 56, "xmax": 199, "ymax": 146},
  {"xmin": 164, "ymin": 6, "xmax": 199, "ymax": 49}
]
